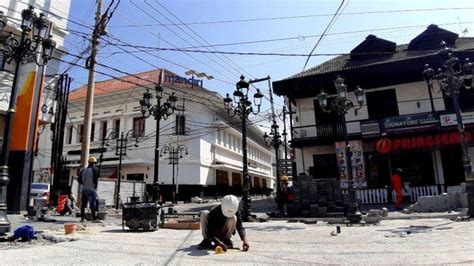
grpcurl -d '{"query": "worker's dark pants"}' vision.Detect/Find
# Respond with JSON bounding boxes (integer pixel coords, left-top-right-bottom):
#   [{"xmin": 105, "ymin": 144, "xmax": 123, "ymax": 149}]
[
  {"xmin": 80, "ymin": 189, "xmax": 97, "ymax": 220},
  {"xmin": 200, "ymin": 210, "xmax": 236, "ymax": 240}
]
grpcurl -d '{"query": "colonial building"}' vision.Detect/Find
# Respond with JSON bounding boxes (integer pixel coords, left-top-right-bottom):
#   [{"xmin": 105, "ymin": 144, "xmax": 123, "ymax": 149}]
[
  {"xmin": 35, "ymin": 69, "xmax": 275, "ymax": 202},
  {"xmin": 273, "ymin": 25, "xmax": 474, "ymax": 203}
]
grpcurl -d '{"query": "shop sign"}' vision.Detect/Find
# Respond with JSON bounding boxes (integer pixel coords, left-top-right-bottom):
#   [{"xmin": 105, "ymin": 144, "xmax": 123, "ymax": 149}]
[
  {"xmin": 164, "ymin": 74, "xmax": 203, "ymax": 87},
  {"xmin": 440, "ymin": 112, "xmax": 474, "ymax": 126},
  {"xmin": 374, "ymin": 131, "xmax": 472, "ymax": 154},
  {"xmin": 335, "ymin": 140, "xmax": 367, "ymax": 189},
  {"xmin": 0, "ymin": 91, "xmax": 10, "ymax": 112},
  {"xmin": 39, "ymin": 96, "xmax": 57, "ymax": 123},
  {"xmin": 381, "ymin": 113, "xmax": 439, "ymax": 134}
]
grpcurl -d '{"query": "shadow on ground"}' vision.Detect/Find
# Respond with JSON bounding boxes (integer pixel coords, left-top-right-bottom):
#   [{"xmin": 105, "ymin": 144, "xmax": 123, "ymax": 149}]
[
  {"xmin": 377, "ymin": 221, "xmax": 453, "ymax": 235},
  {"xmin": 248, "ymin": 225, "xmax": 306, "ymax": 231},
  {"xmin": 176, "ymin": 245, "xmax": 211, "ymax": 257}
]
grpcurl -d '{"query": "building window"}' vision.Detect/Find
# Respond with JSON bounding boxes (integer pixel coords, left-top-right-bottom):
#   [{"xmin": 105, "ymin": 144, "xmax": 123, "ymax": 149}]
[
  {"xmin": 133, "ymin": 117, "xmax": 146, "ymax": 138},
  {"xmin": 127, "ymin": 173, "xmax": 144, "ymax": 181},
  {"xmin": 113, "ymin": 119, "xmax": 120, "ymax": 139},
  {"xmin": 366, "ymin": 89, "xmax": 399, "ymax": 120},
  {"xmin": 100, "ymin": 121, "xmax": 108, "ymax": 140},
  {"xmin": 175, "ymin": 115, "xmax": 186, "ymax": 135},
  {"xmin": 66, "ymin": 126, "xmax": 73, "ymax": 144},
  {"xmin": 78, "ymin": 124, "xmax": 83, "ymax": 143},
  {"xmin": 90, "ymin": 122, "xmax": 95, "ymax": 142},
  {"xmin": 216, "ymin": 170, "xmax": 229, "ymax": 186}
]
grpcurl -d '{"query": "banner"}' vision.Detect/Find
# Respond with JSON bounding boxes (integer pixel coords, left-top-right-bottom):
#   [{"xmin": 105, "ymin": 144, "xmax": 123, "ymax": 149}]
[
  {"xmin": 440, "ymin": 112, "xmax": 474, "ymax": 126},
  {"xmin": 335, "ymin": 140, "xmax": 367, "ymax": 189},
  {"xmin": 39, "ymin": 93, "xmax": 57, "ymax": 123}
]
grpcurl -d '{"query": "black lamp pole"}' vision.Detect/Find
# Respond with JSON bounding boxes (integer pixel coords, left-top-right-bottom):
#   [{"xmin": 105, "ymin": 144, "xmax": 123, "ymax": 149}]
[
  {"xmin": 114, "ymin": 129, "xmax": 140, "ymax": 209},
  {"xmin": 224, "ymin": 75, "xmax": 264, "ymax": 222},
  {"xmin": 317, "ymin": 76, "xmax": 365, "ymax": 223},
  {"xmin": 263, "ymin": 121, "xmax": 283, "ymax": 214},
  {"xmin": 159, "ymin": 144, "xmax": 188, "ymax": 204},
  {"xmin": 423, "ymin": 41, "xmax": 473, "ymax": 216},
  {"xmin": 139, "ymin": 72, "xmax": 177, "ymax": 202},
  {"xmin": 97, "ymin": 128, "xmax": 119, "ymax": 177},
  {"xmin": 0, "ymin": 7, "xmax": 56, "ymax": 237}
]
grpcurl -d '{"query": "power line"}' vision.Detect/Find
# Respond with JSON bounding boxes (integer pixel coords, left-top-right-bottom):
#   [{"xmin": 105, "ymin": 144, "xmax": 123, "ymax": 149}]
[
  {"xmin": 108, "ymin": 7, "xmax": 474, "ymax": 28},
  {"xmin": 128, "ymin": 0, "xmax": 237, "ymax": 83},
  {"xmin": 153, "ymin": 1, "xmax": 257, "ymax": 80},
  {"xmin": 177, "ymin": 22, "xmax": 474, "ymax": 49},
  {"xmin": 302, "ymin": 0, "xmax": 347, "ymax": 71}
]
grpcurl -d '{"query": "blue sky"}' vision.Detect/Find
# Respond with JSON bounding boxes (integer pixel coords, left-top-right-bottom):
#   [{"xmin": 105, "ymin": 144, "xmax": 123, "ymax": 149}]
[{"xmin": 63, "ymin": 0, "xmax": 474, "ymax": 126}]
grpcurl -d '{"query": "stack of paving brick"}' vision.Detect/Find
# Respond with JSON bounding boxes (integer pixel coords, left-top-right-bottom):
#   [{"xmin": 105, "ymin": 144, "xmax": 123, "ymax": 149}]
[{"xmin": 287, "ymin": 175, "xmax": 346, "ymax": 218}]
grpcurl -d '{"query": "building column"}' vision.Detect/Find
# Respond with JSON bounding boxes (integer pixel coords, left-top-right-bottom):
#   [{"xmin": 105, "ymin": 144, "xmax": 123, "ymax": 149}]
[{"xmin": 433, "ymin": 149, "xmax": 445, "ymax": 192}]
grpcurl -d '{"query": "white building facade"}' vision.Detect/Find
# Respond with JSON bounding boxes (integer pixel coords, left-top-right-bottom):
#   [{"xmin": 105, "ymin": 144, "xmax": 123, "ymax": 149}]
[{"xmin": 35, "ymin": 69, "xmax": 275, "ymax": 201}]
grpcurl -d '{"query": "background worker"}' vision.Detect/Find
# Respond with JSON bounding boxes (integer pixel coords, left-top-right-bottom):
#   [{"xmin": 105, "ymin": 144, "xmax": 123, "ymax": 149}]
[
  {"xmin": 279, "ymin": 175, "xmax": 290, "ymax": 216},
  {"xmin": 78, "ymin": 157, "xmax": 100, "ymax": 222},
  {"xmin": 391, "ymin": 168, "xmax": 404, "ymax": 210},
  {"xmin": 198, "ymin": 195, "xmax": 249, "ymax": 252}
]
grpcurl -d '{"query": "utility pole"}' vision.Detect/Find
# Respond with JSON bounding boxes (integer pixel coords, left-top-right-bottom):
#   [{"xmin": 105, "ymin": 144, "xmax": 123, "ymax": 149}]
[{"xmin": 80, "ymin": 0, "xmax": 102, "ymax": 169}]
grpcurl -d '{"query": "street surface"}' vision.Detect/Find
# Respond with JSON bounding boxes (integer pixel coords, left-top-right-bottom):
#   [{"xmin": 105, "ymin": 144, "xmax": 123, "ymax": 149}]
[{"xmin": 2, "ymin": 217, "xmax": 473, "ymax": 265}]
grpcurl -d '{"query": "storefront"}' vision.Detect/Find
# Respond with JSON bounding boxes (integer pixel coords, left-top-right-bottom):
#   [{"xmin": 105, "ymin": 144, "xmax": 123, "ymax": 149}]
[{"xmin": 371, "ymin": 128, "xmax": 473, "ymax": 190}]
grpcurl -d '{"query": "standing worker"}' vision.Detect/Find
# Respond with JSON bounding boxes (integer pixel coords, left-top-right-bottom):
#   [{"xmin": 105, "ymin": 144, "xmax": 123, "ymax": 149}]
[
  {"xmin": 391, "ymin": 168, "xmax": 404, "ymax": 210},
  {"xmin": 198, "ymin": 195, "xmax": 250, "ymax": 252},
  {"xmin": 78, "ymin": 157, "xmax": 100, "ymax": 222},
  {"xmin": 279, "ymin": 175, "xmax": 290, "ymax": 216}
]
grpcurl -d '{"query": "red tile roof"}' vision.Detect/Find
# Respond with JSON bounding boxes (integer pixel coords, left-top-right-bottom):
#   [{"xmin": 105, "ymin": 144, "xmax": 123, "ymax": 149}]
[{"xmin": 69, "ymin": 69, "xmax": 206, "ymax": 101}]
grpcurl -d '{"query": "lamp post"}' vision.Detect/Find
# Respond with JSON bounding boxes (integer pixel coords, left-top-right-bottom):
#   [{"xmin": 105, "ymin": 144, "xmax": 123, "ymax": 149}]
[
  {"xmin": 223, "ymin": 75, "xmax": 264, "ymax": 222},
  {"xmin": 317, "ymin": 76, "xmax": 365, "ymax": 223},
  {"xmin": 0, "ymin": 6, "xmax": 56, "ymax": 237},
  {"xmin": 159, "ymin": 144, "xmax": 188, "ymax": 204},
  {"xmin": 423, "ymin": 41, "xmax": 473, "ymax": 216},
  {"xmin": 263, "ymin": 121, "xmax": 284, "ymax": 214},
  {"xmin": 139, "ymin": 74, "xmax": 177, "ymax": 202},
  {"xmin": 97, "ymin": 128, "xmax": 120, "ymax": 177},
  {"xmin": 114, "ymin": 129, "xmax": 140, "ymax": 209}
]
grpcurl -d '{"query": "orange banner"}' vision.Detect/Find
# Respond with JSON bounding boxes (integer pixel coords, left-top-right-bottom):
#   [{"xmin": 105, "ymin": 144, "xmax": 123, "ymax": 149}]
[{"xmin": 10, "ymin": 64, "xmax": 38, "ymax": 151}]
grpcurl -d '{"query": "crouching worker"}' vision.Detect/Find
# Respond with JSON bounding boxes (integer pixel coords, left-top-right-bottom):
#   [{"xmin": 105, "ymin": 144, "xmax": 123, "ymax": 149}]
[{"xmin": 198, "ymin": 195, "xmax": 250, "ymax": 252}]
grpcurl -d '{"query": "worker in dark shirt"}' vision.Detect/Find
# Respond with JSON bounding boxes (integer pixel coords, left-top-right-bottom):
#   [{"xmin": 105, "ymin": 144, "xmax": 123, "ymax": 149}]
[{"xmin": 198, "ymin": 195, "xmax": 249, "ymax": 252}]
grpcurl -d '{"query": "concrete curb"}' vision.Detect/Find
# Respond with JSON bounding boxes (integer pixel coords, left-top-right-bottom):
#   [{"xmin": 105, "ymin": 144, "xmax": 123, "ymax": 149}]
[{"xmin": 267, "ymin": 212, "xmax": 466, "ymax": 223}]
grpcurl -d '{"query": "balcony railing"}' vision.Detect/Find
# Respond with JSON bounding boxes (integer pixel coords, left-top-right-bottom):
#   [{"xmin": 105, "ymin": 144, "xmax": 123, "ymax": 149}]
[{"xmin": 293, "ymin": 121, "xmax": 361, "ymax": 140}]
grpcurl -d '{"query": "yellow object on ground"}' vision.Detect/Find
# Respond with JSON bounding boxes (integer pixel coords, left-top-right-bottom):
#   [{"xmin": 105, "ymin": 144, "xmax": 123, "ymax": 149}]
[{"xmin": 215, "ymin": 246, "xmax": 224, "ymax": 254}]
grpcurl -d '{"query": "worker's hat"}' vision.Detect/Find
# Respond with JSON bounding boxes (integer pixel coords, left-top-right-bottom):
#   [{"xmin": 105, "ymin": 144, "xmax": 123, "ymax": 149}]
[
  {"xmin": 88, "ymin": 157, "xmax": 98, "ymax": 163},
  {"xmin": 281, "ymin": 175, "xmax": 289, "ymax": 182}
]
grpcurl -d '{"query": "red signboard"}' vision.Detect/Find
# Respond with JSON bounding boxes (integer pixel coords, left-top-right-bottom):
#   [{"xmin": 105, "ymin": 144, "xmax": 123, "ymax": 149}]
[{"xmin": 375, "ymin": 132, "xmax": 472, "ymax": 154}]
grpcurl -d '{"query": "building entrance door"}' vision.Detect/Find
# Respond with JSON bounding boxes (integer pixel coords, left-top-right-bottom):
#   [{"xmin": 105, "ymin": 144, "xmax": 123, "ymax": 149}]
[
  {"xmin": 440, "ymin": 147, "xmax": 464, "ymax": 186},
  {"xmin": 390, "ymin": 150, "xmax": 435, "ymax": 186}
]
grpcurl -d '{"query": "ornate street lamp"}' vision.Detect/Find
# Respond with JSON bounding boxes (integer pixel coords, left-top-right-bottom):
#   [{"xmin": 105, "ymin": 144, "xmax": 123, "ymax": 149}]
[
  {"xmin": 114, "ymin": 129, "xmax": 141, "ymax": 209},
  {"xmin": 139, "ymin": 73, "xmax": 177, "ymax": 202},
  {"xmin": 223, "ymin": 75, "xmax": 264, "ymax": 221},
  {"xmin": 263, "ymin": 121, "xmax": 284, "ymax": 215},
  {"xmin": 423, "ymin": 41, "xmax": 474, "ymax": 216},
  {"xmin": 0, "ymin": 6, "xmax": 56, "ymax": 237},
  {"xmin": 160, "ymin": 144, "xmax": 188, "ymax": 204},
  {"xmin": 317, "ymin": 76, "xmax": 364, "ymax": 223}
]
